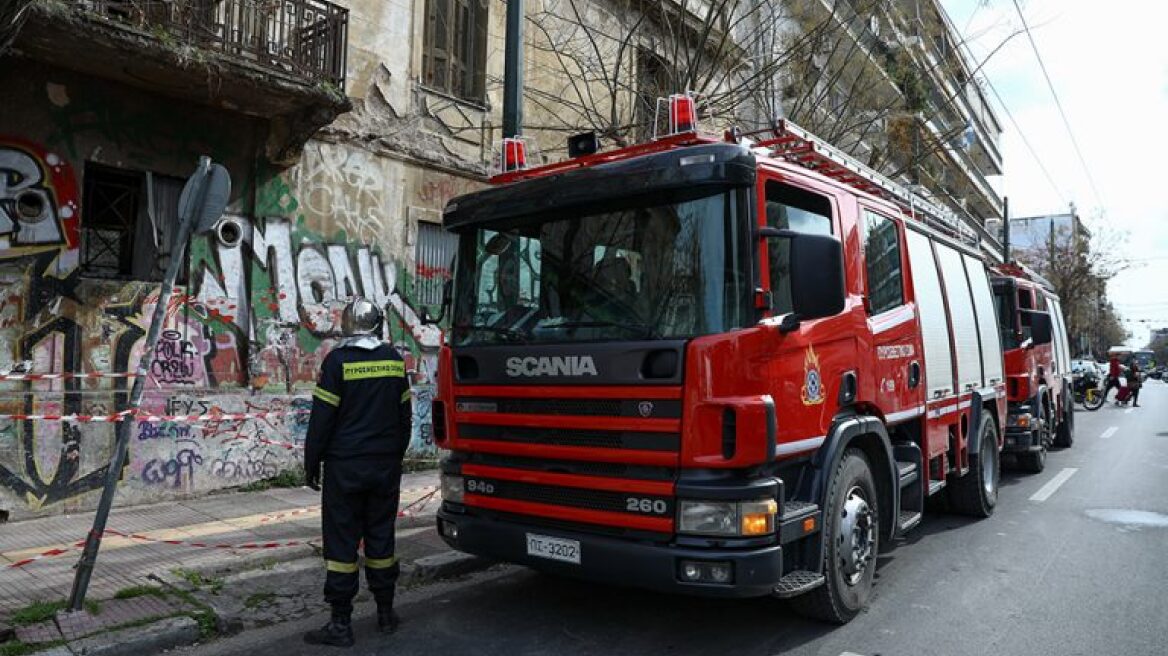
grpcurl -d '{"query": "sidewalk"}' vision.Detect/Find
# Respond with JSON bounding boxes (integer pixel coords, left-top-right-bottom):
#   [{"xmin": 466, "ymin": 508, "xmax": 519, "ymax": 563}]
[{"xmin": 0, "ymin": 469, "xmax": 442, "ymax": 620}]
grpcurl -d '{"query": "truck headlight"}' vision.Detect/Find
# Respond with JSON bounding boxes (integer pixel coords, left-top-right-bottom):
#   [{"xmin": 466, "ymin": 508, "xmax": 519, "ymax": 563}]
[
  {"xmin": 678, "ymin": 501, "xmax": 737, "ymax": 535},
  {"xmin": 1008, "ymin": 413, "xmax": 1032, "ymax": 428},
  {"xmin": 678, "ymin": 499, "xmax": 777, "ymax": 537},
  {"xmin": 441, "ymin": 474, "xmax": 464, "ymax": 503}
]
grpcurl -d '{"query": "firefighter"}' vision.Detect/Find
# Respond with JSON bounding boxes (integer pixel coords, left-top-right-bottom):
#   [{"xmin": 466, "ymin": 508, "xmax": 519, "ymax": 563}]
[{"xmin": 302, "ymin": 297, "xmax": 411, "ymax": 647}]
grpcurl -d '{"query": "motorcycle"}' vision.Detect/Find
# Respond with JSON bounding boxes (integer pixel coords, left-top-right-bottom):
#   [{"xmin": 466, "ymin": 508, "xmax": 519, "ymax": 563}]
[{"xmin": 1072, "ymin": 370, "xmax": 1105, "ymax": 411}]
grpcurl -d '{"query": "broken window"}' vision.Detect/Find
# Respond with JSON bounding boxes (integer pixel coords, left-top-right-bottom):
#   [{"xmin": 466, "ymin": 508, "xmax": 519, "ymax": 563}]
[
  {"xmin": 423, "ymin": 0, "xmax": 488, "ymax": 102},
  {"xmin": 81, "ymin": 164, "xmax": 185, "ymax": 282}
]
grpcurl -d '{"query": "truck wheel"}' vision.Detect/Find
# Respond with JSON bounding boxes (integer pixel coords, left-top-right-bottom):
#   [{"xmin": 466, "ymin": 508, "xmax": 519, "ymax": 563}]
[
  {"xmin": 1020, "ymin": 401, "xmax": 1049, "ymax": 473},
  {"xmin": 1053, "ymin": 389, "xmax": 1074, "ymax": 448},
  {"xmin": 1019, "ymin": 445, "xmax": 1046, "ymax": 473},
  {"xmin": 792, "ymin": 448, "xmax": 878, "ymax": 625},
  {"xmin": 948, "ymin": 410, "xmax": 999, "ymax": 517}
]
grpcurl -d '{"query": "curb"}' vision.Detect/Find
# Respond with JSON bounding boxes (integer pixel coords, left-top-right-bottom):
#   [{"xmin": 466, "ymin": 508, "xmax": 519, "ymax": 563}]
[
  {"xmin": 28, "ymin": 616, "xmax": 201, "ymax": 656},
  {"xmin": 401, "ymin": 550, "xmax": 494, "ymax": 587}
]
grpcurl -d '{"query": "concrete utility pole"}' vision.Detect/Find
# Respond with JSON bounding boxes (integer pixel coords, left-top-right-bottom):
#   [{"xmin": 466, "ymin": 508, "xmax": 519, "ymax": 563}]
[
  {"xmin": 502, "ymin": 0, "xmax": 524, "ymax": 138},
  {"xmin": 1002, "ymin": 196, "xmax": 1010, "ymax": 262}
]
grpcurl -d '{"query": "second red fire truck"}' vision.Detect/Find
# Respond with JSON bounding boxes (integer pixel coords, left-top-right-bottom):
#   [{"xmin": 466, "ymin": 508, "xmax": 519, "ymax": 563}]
[
  {"xmin": 991, "ymin": 263, "xmax": 1074, "ymax": 472},
  {"xmin": 430, "ymin": 101, "xmax": 1051, "ymax": 623}
]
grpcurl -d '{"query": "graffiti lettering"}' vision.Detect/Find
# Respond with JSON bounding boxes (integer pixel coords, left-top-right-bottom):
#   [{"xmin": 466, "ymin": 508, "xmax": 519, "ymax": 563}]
[
  {"xmin": 136, "ymin": 422, "xmax": 194, "ymax": 442},
  {"xmin": 141, "ymin": 448, "xmax": 203, "ymax": 488},
  {"xmin": 210, "ymin": 445, "xmax": 278, "ymax": 481},
  {"xmin": 151, "ymin": 330, "xmax": 198, "ymax": 384}
]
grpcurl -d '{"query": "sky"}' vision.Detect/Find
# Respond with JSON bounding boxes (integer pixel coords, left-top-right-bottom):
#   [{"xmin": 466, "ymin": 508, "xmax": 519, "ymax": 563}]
[{"xmin": 939, "ymin": 0, "xmax": 1168, "ymax": 348}]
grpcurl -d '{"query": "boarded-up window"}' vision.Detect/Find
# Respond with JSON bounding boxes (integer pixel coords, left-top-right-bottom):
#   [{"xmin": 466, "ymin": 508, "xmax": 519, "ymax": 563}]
[
  {"xmin": 423, "ymin": 0, "xmax": 488, "ymax": 102},
  {"xmin": 415, "ymin": 220, "xmax": 458, "ymax": 306}
]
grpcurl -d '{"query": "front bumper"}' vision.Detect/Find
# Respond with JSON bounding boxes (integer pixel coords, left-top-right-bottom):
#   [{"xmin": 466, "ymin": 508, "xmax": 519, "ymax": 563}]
[
  {"xmin": 1003, "ymin": 426, "xmax": 1041, "ymax": 452},
  {"xmin": 436, "ymin": 507, "xmax": 784, "ymax": 598}
]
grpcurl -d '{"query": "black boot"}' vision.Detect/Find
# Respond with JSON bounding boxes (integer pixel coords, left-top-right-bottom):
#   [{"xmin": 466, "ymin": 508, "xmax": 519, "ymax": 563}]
[
  {"xmin": 377, "ymin": 606, "xmax": 400, "ymax": 634},
  {"xmin": 304, "ymin": 609, "xmax": 355, "ymax": 647}
]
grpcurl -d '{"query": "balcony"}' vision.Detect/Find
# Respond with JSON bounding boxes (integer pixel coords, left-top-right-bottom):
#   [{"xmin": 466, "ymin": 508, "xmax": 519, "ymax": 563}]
[{"xmin": 11, "ymin": 0, "xmax": 352, "ymax": 163}]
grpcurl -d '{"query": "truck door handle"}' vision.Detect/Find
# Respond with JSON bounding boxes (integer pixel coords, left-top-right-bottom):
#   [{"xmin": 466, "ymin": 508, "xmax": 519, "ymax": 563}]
[{"xmin": 908, "ymin": 361, "xmax": 921, "ymax": 389}]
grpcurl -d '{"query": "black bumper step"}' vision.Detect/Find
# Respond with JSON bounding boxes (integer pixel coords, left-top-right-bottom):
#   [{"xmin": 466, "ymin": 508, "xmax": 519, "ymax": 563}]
[
  {"xmin": 773, "ymin": 570, "xmax": 825, "ymax": 598},
  {"xmin": 897, "ymin": 510, "xmax": 922, "ymax": 533}
]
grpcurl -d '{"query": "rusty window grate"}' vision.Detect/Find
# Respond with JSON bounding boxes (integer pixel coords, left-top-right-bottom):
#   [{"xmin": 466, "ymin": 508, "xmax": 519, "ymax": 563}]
[{"xmin": 415, "ymin": 220, "xmax": 457, "ymax": 306}]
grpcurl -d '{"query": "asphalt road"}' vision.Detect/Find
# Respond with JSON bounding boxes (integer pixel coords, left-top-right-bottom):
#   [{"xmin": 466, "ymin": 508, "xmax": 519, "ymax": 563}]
[{"xmin": 190, "ymin": 381, "xmax": 1168, "ymax": 656}]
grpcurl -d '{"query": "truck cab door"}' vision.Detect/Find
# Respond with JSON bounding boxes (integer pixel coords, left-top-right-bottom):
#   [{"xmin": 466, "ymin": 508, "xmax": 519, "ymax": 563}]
[{"xmin": 859, "ymin": 207, "xmax": 924, "ymax": 425}]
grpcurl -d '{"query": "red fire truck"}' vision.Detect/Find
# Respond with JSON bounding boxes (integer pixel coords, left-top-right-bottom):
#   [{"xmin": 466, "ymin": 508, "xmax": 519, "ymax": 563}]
[
  {"xmin": 432, "ymin": 101, "xmax": 1008, "ymax": 623},
  {"xmin": 991, "ymin": 264, "xmax": 1074, "ymax": 472}
]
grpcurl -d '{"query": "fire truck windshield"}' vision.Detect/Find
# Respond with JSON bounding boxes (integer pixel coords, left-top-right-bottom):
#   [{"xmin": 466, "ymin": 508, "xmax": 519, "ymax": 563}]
[{"xmin": 450, "ymin": 191, "xmax": 751, "ymax": 346}]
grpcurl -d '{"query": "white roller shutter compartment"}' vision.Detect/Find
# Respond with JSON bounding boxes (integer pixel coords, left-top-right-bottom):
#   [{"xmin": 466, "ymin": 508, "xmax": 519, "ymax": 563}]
[
  {"xmin": 963, "ymin": 254, "xmax": 1003, "ymax": 386},
  {"xmin": 936, "ymin": 245, "xmax": 982, "ymax": 390},
  {"xmin": 905, "ymin": 229, "xmax": 954, "ymax": 397}
]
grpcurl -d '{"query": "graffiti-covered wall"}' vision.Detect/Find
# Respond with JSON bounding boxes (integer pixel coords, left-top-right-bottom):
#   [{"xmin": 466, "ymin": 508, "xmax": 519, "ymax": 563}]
[{"xmin": 0, "ymin": 60, "xmax": 473, "ymax": 520}]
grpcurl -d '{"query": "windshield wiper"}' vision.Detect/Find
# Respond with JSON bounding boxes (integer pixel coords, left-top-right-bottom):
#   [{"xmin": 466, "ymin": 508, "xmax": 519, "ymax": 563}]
[
  {"xmin": 455, "ymin": 324, "xmax": 528, "ymax": 341},
  {"xmin": 544, "ymin": 320, "xmax": 656, "ymax": 338}
]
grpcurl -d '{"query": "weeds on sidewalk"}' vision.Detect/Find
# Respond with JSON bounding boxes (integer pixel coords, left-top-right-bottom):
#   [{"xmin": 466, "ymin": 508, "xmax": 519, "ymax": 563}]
[
  {"xmin": 113, "ymin": 585, "xmax": 167, "ymax": 600},
  {"xmin": 9, "ymin": 599, "xmax": 99, "ymax": 626},
  {"xmin": 149, "ymin": 574, "xmax": 223, "ymax": 640},
  {"xmin": 239, "ymin": 466, "xmax": 305, "ymax": 492},
  {"xmin": 171, "ymin": 568, "xmax": 224, "ymax": 595}
]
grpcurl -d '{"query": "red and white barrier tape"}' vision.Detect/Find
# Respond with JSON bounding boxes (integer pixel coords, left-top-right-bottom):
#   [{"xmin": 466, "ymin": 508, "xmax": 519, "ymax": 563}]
[
  {"xmin": 7, "ymin": 487, "xmax": 440, "ymax": 568},
  {"xmin": 0, "ymin": 408, "xmax": 310, "ymax": 423},
  {"xmin": 133, "ymin": 410, "xmax": 310, "ymax": 423},
  {"xmin": 0, "ymin": 409, "xmax": 136, "ymax": 423},
  {"xmin": 0, "ymin": 371, "xmax": 139, "ymax": 382},
  {"xmin": 103, "ymin": 528, "xmax": 315, "ymax": 551},
  {"xmin": 6, "ymin": 541, "xmax": 85, "ymax": 569}
]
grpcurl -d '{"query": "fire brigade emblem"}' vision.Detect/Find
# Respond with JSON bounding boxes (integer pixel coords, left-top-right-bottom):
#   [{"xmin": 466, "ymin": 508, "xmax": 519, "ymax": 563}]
[
  {"xmin": 638, "ymin": 401, "xmax": 654, "ymax": 418},
  {"xmin": 801, "ymin": 345, "xmax": 825, "ymax": 406}
]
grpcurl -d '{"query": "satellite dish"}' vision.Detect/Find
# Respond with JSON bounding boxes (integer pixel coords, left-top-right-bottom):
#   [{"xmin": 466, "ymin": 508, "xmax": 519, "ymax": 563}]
[{"xmin": 177, "ymin": 157, "xmax": 232, "ymax": 235}]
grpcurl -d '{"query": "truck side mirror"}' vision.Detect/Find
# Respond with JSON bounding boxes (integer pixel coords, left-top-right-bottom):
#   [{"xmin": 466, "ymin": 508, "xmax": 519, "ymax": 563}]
[
  {"xmin": 420, "ymin": 279, "xmax": 454, "ymax": 326},
  {"xmin": 758, "ymin": 227, "xmax": 846, "ymax": 330},
  {"xmin": 1020, "ymin": 310, "xmax": 1052, "ymax": 346}
]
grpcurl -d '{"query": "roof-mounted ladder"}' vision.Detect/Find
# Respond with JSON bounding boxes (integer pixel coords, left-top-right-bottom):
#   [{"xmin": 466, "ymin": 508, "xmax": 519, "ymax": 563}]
[{"xmin": 731, "ymin": 119, "xmax": 1003, "ymax": 262}]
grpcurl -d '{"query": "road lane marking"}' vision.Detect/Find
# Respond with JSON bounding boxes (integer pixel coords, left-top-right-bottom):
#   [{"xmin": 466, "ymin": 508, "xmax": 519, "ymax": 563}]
[
  {"xmin": 1030, "ymin": 468, "xmax": 1079, "ymax": 502},
  {"xmin": 1100, "ymin": 426, "xmax": 1118, "ymax": 439}
]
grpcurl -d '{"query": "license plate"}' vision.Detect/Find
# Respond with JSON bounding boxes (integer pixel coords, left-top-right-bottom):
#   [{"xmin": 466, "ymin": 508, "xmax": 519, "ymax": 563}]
[{"xmin": 525, "ymin": 533, "xmax": 581, "ymax": 564}]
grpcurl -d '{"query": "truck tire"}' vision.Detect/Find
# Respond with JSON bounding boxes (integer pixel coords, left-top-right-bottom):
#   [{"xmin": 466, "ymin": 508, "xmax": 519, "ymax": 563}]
[
  {"xmin": 1019, "ymin": 400, "xmax": 1049, "ymax": 473},
  {"xmin": 1053, "ymin": 388, "xmax": 1074, "ymax": 448},
  {"xmin": 948, "ymin": 410, "xmax": 999, "ymax": 517},
  {"xmin": 792, "ymin": 448, "xmax": 879, "ymax": 625}
]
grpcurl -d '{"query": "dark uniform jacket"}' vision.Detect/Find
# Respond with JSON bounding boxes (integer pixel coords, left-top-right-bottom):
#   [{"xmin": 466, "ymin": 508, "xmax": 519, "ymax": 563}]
[{"xmin": 304, "ymin": 339, "xmax": 412, "ymax": 476}]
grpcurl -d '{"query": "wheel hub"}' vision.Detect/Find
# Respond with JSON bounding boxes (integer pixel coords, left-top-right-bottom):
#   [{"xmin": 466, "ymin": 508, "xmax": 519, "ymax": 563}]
[{"xmin": 838, "ymin": 487, "xmax": 875, "ymax": 586}]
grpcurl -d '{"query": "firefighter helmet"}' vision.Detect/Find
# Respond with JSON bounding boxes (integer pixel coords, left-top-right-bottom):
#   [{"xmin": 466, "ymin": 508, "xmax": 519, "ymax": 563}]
[{"xmin": 341, "ymin": 297, "xmax": 383, "ymax": 336}]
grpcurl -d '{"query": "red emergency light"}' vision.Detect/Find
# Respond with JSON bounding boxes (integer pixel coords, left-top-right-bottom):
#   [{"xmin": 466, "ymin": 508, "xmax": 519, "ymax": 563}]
[
  {"xmin": 502, "ymin": 137, "xmax": 527, "ymax": 172},
  {"xmin": 669, "ymin": 94, "xmax": 696, "ymax": 134}
]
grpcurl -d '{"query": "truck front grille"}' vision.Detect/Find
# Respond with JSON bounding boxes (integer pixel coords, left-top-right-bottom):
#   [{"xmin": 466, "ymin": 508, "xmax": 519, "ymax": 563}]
[
  {"xmin": 463, "ymin": 476, "xmax": 673, "ymax": 518},
  {"xmin": 465, "ymin": 452, "xmax": 674, "ymax": 481},
  {"xmin": 455, "ymin": 396, "xmax": 681, "ymax": 419},
  {"xmin": 458, "ymin": 424, "xmax": 678, "ymax": 451}
]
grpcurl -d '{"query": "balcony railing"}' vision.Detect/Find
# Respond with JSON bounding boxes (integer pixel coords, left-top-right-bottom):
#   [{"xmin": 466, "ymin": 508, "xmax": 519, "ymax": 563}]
[{"xmin": 76, "ymin": 0, "xmax": 348, "ymax": 87}]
